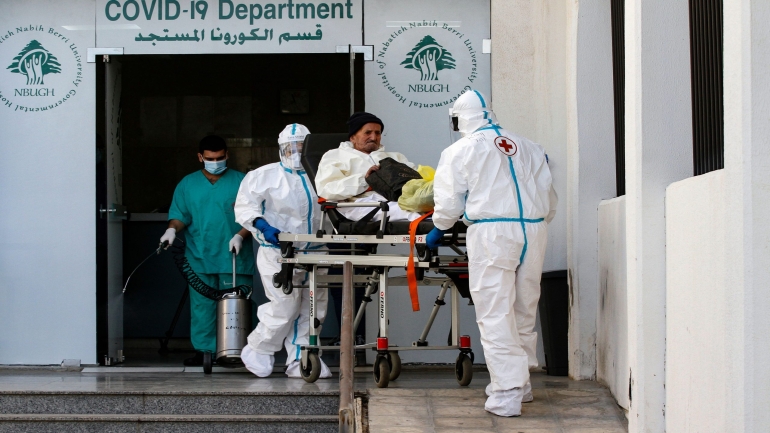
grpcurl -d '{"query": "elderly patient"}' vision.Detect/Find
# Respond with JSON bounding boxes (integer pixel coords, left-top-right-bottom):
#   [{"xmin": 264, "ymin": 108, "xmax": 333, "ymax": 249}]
[{"xmin": 316, "ymin": 112, "xmax": 421, "ymax": 222}]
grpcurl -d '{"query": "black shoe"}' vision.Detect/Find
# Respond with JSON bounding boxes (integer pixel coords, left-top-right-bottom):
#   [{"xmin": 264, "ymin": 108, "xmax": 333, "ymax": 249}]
[{"xmin": 183, "ymin": 352, "xmax": 204, "ymax": 366}]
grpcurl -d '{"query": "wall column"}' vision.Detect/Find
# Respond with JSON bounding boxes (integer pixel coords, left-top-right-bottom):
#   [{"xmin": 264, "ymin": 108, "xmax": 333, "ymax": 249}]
[
  {"xmin": 624, "ymin": 0, "xmax": 692, "ymax": 431},
  {"xmin": 723, "ymin": 0, "xmax": 770, "ymax": 431},
  {"xmin": 565, "ymin": 0, "xmax": 617, "ymax": 380}
]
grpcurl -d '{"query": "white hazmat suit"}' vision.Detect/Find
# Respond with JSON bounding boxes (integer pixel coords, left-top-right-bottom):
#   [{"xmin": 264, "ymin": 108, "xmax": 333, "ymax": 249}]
[
  {"xmin": 235, "ymin": 123, "xmax": 331, "ymax": 378},
  {"xmin": 315, "ymin": 142, "xmax": 420, "ymax": 221},
  {"xmin": 432, "ymin": 90, "xmax": 557, "ymax": 416}
]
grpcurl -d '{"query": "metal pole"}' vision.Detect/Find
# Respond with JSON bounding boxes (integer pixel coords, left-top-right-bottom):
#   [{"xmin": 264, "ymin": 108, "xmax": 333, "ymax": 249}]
[
  {"xmin": 353, "ymin": 270, "xmax": 379, "ymax": 331},
  {"xmin": 349, "ymin": 45, "xmax": 355, "ymax": 116},
  {"xmin": 417, "ymin": 281, "xmax": 450, "ymax": 344},
  {"xmin": 339, "ymin": 261, "xmax": 355, "ymax": 432}
]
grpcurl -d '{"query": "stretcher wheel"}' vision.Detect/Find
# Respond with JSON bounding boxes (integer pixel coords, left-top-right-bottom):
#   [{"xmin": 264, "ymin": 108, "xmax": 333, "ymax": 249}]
[
  {"xmin": 203, "ymin": 352, "xmax": 213, "ymax": 375},
  {"xmin": 373, "ymin": 355, "xmax": 390, "ymax": 388},
  {"xmin": 282, "ymin": 280, "xmax": 293, "ymax": 295},
  {"xmin": 455, "ymin": 353, "xmax": 473, "ymax": 386},
  {"xmin": 301, "ymin": 352, "xmax": 321, "ymax": 383},
  {"xmin": 417, "ymin": 246, "xmax": 432, "ymax": 262},
  {"xmin": 388, "ymin": 351, "xmax": 401, "ymax": 381}
]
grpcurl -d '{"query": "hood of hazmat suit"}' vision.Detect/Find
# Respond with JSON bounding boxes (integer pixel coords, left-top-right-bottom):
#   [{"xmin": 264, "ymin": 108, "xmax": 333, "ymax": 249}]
[
  {"xmin": 278, "ymin": 123, "xmax": 310, "ymax": 170},
  {"xmin": 450, "ymin": 89, "xmax": 499, "ymax": 137},
  {"xmin": 432, "ymin": 89, "xmax": 558, "ymax": 416}
]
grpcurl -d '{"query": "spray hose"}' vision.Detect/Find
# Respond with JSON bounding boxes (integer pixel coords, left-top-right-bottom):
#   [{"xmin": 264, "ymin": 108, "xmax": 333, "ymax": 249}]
[{"xmin": 168, "ymin": 239, "xmax": 252, "ymax": 301}]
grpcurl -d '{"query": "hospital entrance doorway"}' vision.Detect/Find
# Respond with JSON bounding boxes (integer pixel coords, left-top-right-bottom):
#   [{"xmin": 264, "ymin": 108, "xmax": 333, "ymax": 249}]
[{"xmin": 95, "ymin": 52, "xmax": 365, "ymax": 367}]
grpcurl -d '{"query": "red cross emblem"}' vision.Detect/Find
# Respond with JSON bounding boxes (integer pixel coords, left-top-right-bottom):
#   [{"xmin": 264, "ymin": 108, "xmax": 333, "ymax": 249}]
[{"xmin": 494, "ymin": 136, "xmax": 517, "ymax": 156}]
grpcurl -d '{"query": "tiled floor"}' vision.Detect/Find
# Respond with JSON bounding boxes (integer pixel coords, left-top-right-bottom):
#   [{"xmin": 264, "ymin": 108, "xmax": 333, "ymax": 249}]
[{"xmin": 366, "ymin": 370, "xmax": 628, "ymax": 433}]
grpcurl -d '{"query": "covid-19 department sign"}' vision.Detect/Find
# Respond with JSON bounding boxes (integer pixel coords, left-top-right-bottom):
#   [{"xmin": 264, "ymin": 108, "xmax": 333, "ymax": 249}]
[
  {"xmin": 0, "ymin": 24, "xmax": 83, "ymax": 113},
  {"xmin": 374, "ymin": 21, "xmax": 480, "ymax": 109},
  {"xmin": 96, "ymin": 0, "xmax": 362, "ymax": 54}
]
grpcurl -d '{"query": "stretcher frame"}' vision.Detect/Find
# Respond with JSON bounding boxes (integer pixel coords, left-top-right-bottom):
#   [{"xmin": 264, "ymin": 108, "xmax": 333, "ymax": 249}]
[{"xmin": 275, "ymin": 204, "xmax": 475, "ymax": 388}]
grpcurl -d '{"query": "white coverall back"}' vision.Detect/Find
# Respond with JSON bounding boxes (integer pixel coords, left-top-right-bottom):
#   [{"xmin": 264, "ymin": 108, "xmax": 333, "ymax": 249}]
[
  {"xmin": 234, "ymin": 162, "xmax": 328, "ymax": 361},
  {"xmin": 432, "ymin": 124, "xmax": 557, "ymax": 397}
]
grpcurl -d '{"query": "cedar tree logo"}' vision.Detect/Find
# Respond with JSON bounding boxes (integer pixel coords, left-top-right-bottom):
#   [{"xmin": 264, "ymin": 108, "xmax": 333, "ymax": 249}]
[
  {"xmin": 7, "ymin": 40, "xmax": 61, "ymax": 85},
  {"xmin": 400, "ymin": 35, "xmax": 455, "ymax": 81}
]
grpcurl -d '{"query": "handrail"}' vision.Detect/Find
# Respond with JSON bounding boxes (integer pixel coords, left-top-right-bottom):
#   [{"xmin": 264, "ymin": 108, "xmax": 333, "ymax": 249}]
[{"xmin": 338, "ymin": 261, "xmax": 355, "ymax": 432}]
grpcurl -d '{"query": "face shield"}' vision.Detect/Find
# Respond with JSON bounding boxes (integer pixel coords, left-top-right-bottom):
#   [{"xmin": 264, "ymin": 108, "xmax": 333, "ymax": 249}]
[{"xmin": 279, "ymin": 140, "xmax": 304, "ymax": 170}]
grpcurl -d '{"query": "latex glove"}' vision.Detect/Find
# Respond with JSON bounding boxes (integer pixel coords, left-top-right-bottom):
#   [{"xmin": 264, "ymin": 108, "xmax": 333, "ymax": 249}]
[
  {"xmin": 254, "ymin": 218, "xmax": 281, "ymax": 246},
  {"xmin": 425, "ymin": 227, "xmax": 446, "ymax": 249},
  {"xmin": 160, "ymin": 228, "xmax": 176, "ymax": 249},
  {"xmin": 229, "ymin": 234, "xmax": 243, "ymax": 255}
]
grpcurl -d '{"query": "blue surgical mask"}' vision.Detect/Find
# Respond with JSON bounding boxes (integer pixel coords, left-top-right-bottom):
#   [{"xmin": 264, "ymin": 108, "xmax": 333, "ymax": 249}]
[{"xmin": 203, "ymin": 159, "xmax": 227, "ymax": 175}]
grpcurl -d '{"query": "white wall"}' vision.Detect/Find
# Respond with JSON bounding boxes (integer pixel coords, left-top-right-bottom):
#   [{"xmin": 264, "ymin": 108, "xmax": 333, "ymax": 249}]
[
  {"xmin": 565, "ymin": 0, "xmax": 617, "ymax": 380},
  {"xmin": 723, "ymin": 0, "xmax": 770, "ymax": 430},
  {"xmin": 665, "ymin": 170, "xmax": 727, "ymax": 432},
  {"xmin": 624, "ymin": 0, "xmax": 693, "ymax": 431},
  {"xmin": 490, "ymin": 0, "xmax": 567, "ymax": 370},
  {"xmin": 492, "ymin": 0, "xmax": 616, "ymax": 381},
  {"xmin": 0, "ymin": 0, "xmax": 96, "ymax": 364},
  {"xmin": 597, "ymin": 196, "xmax": 628, "ymax": 411}
]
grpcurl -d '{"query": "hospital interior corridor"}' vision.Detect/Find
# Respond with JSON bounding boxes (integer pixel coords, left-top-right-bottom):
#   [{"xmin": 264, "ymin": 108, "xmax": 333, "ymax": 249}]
[{"xmin": 99, "ymin": 53, "xmax": 365, "ymax": 368}]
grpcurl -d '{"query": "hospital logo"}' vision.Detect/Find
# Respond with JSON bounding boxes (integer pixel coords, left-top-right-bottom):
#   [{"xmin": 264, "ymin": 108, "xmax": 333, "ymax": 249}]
[
  {"xmin": 7, "ymin": 40, "xmax": 61, "ymax": 85},
  {"xmin": 375, "ymin": 20, "xmax": 478, "ymax": 109},
  {"xmin": 0, "ymin": 26, "xmax": 83, "ymax": 113},
  {"xmin": 400, "ymin": 35, "xmax": 455, "ymax": 81}
]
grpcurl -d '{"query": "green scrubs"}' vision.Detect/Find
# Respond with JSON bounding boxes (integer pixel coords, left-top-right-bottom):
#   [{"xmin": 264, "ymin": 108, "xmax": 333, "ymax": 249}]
[{"xmin": 168, "ymin": 169, "xmax": 255, "ymax": 353}]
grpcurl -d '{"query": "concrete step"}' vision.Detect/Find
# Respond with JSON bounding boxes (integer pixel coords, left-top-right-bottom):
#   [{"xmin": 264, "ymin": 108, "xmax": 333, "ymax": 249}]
[
  {"xmin": 0, "ymin": 414, "xmax": 338, "ymax": 433},
  {"xmin": 0, "ymin": 390, "xmax": 338, "ymax": 416}
]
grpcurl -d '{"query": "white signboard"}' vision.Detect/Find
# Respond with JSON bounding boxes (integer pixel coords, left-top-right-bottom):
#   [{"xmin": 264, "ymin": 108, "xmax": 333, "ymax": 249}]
[
  {"xmin": 364, "ymin": 0, "xmax": 491, "ymax": 168},
  {"xmin": 0, "ymin": 0, "xmax": 96, "ymax": 364},
  {"xmin": 96, "ymin": 0, "xmax": 362, "ymax": 54}
]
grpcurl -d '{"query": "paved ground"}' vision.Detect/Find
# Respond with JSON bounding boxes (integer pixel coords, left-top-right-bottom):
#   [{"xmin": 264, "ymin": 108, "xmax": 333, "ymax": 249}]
[
  {"xmin": 366, "ymin": 370, "xmax": 628, "ymax": 433},
  {"xmin": 0, "ymin": 366, "xmax": 627, "ymax": 432}
]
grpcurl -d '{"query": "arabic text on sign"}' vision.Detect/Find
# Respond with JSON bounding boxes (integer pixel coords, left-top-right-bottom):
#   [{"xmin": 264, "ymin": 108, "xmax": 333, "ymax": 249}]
[{"xmin": 134, "ymin": 24, "xmax": 322, "ymax": 45}]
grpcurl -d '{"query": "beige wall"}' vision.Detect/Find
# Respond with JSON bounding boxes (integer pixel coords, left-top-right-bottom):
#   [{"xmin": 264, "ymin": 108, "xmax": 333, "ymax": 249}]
[
  {"xmin": 491, "ymin": 0, "xmax": 568, "ymax": 274},
  {"xmin": 492, "ymin": 0, "xmax": 617, "ymax": 382}
]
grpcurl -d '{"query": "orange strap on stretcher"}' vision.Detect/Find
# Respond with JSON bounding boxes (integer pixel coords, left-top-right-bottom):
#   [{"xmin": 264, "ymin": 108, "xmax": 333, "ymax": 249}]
[{"xmin": 406, "ymin": 211, "xmax": 433, "ymax": 312}]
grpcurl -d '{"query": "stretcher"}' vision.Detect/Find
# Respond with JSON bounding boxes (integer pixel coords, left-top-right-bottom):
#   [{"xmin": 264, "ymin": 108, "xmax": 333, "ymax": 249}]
[{"xmin": 271, "ymin": 133, "xmax": 475, "ymax": 388}]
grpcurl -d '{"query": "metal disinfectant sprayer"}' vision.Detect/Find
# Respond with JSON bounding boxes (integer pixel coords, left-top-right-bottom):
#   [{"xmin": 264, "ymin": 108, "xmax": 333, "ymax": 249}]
[
  {"xmin": 125, "ymin": 238, "xmax": 252, "ymax": 374},
  {"xmin": 214, "ymin": 249, "xmax": 252, "ymax": 368}
]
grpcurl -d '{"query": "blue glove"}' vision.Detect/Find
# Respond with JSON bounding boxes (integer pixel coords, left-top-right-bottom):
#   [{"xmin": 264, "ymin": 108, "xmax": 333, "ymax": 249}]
[
  {"xmin": 425, "ymin": 227, "xmax": 446, "ymax": 249},
  {"xmin": 254, "ymin": 218, "xmax": 281, "ymax": 246}
]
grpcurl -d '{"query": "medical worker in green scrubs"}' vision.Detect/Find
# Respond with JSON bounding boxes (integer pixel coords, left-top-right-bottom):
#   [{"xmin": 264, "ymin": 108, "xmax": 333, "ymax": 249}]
[{"xmin": 160, "ymin": 135, "xmax": 255, "ymax": 366}]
